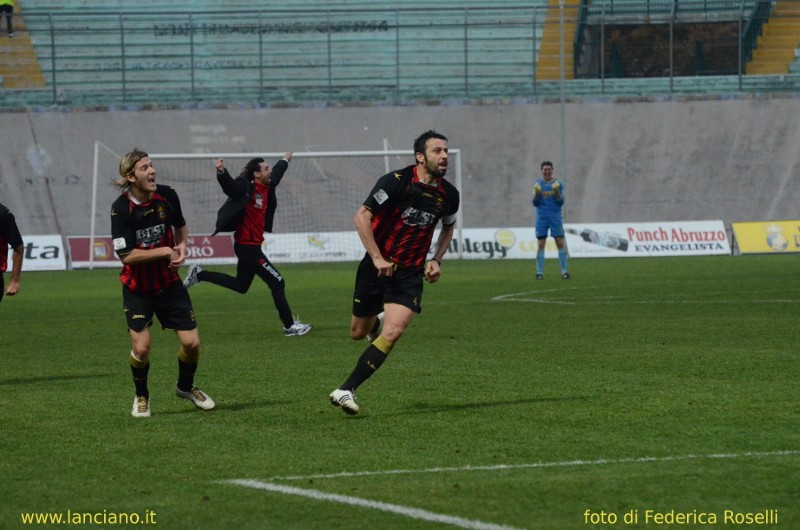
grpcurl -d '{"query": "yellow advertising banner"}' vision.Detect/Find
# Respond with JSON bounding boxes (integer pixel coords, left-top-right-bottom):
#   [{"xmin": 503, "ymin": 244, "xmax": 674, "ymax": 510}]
[{"xmin": 731, "ymin": 220, "xmax": 800, "ymax": 254}]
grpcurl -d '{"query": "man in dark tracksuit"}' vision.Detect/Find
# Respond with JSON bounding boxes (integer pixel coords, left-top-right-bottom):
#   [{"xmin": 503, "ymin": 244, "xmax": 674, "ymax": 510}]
[{"xmin": 183, "ymin": 152, "xmax": 312, "ymax": 337}]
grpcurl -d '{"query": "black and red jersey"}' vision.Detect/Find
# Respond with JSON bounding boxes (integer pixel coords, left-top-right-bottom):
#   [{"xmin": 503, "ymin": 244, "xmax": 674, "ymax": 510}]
[
  {"xmin": 363, "ymin": 165, "xmax": 460, "ymax": 268},
  {"xmin": 235, "ymin": 180, "xmax": 269, "ymax": 245},
  {"xmin": 110, "ymin": 184, "xmax": 186, "ymax": 296},
  {"xmin": 0, "ymin": 202, "xmax": 24, "ymax": 273},
  {"xmin": 212, "ymin": 158, "xmax": 289, "ymax": 240}
]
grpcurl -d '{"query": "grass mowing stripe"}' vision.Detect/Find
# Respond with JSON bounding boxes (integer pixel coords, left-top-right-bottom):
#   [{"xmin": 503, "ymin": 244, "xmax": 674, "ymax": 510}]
[
  {"xmin": 266, "ymin": 450, "xmax": 800, "ymax": 482},
  {"xmin": 221, "ymin": 480, "xmax": 524, "ymax": 530}
]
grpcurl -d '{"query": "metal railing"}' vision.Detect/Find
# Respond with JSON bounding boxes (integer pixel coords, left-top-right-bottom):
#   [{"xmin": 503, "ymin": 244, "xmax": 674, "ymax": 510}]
[{"xmin": 0, "ymin": 3, "xmax": 799, "ymax": 108}]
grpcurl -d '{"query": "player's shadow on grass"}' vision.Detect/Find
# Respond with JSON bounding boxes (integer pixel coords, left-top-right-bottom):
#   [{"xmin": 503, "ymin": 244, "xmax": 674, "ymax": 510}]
[
  {"xmin": 389, "ymin": 395, "xmax": 592, "ymax": 416},
  {"xmin": 158, "ymin": 399, "xmax": 295, "ymax": 415},
  {"xmin": 0, "ymin": 373, "xmax": 113, "ymax": 387}
]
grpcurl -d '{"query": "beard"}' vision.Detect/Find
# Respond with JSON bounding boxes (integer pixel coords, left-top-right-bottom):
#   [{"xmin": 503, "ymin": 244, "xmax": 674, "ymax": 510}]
[{"xmin": 424, "ymin": 156, "xmax": 447, "ymax": 179}]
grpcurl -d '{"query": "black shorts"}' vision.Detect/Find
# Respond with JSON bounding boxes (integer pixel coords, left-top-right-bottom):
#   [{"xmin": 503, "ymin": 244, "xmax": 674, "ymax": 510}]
[
  {"xmin": 122, "ymin": 282, "xmax": 197, "ymax": 332},
  {"xmin": 352, "ymin": 254, "xmax": 424, "ymax": 316}
]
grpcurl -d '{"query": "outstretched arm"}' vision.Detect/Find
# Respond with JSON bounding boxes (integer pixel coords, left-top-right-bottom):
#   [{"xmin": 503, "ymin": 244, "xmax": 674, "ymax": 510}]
[
  {"xmin": 270, "ymin": 151, "xmax": 293, "ymax": 188},
  {"xmin": 214, "ymin": 158, "xmax": 248, "ymax": 198}
]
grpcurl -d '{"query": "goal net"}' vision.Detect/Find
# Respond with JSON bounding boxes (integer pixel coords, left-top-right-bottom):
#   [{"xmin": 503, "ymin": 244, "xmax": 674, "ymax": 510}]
[{"xmin": 89, "ymin": 143, "xmax": 463, "ymax": 266}]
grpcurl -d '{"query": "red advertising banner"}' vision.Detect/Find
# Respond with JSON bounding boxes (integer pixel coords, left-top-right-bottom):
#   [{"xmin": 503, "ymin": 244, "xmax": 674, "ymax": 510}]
[{"xmin": 68, "ymin": 234, "xmax": 236, "ymax": 269}]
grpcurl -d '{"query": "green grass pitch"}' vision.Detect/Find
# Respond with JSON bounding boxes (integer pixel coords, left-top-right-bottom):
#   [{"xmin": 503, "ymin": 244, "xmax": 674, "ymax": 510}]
[{"xmin": 1, "ymin": 256, "xmax": 798, "ymax": 529}]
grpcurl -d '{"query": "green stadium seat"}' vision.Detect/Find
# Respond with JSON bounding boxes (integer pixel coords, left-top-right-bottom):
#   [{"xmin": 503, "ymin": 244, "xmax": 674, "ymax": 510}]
[{"xmin": 5, "ymin": 0, "xmax": 799, "ymax": 107}]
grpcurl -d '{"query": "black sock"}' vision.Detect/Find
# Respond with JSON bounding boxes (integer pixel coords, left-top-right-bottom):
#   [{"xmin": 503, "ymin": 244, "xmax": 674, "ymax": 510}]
[
  {"xmin": 131, "ymin": 363, "xmax": 150, "ymax": 399},
  {"xmin": 341, "ymin": 344, "xmax": 388, "ymax": 392},
  {"xmin": 177, "ymin": 359, "xmax": 198, "ymax": 392}
]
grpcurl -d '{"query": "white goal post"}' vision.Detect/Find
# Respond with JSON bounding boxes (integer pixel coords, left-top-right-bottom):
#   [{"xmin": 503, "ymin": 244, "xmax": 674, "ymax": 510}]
[{"xmin": 90, "ymin": 142, "xmax": 463, "ymax": 268}]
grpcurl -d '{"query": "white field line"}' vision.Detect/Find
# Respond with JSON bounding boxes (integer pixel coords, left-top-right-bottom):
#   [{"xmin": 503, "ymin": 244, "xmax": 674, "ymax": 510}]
[
  {"xmin": 266, "ymin": 450, "xmax": 800, "ymax": 482},
  {"xmin": 492, "ymin": 293, "xmax": 799, "ymax": 304},
  {"xmin": 492, "ymin": 287, "xmax": 800, "ymax": 304},
  {"xmin": 221, "ymin": 479, "xmax": 523, "ymax": 530},
  {"xmin": 222, "ymin": 451, "xmax": 798, "ymax": 529},
  {"xmin": 494, "ymin": 297, "xmax": 798, "ymax": 305}
]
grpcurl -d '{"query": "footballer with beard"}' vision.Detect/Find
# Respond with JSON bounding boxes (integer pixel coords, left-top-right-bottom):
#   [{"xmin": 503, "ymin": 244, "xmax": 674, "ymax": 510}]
[{"xmin": 330, "ymin": 130, "xmax": 460, "ymax": 415}]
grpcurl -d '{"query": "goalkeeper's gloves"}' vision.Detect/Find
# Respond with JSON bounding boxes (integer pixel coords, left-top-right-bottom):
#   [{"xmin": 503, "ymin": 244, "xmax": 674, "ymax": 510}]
[
  {"xmin": 533, "ymin": 183, "xmax": 542, "ymax": 196},
  {"xmin": 552, "ymin": 180, "xmax": 561, "ymax": 193}
]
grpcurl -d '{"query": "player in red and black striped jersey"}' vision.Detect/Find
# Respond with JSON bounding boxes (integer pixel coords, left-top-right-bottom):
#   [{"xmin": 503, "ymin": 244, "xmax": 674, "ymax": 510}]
[
  {"xmin": 0, "ymin": 202, "xmax": 24, "ymax": 302},
  {"xmin": 365, "ymin": 162, "xmax": 460, "ymax": 269},
  {"xmin": 329, "ymin": 130, "xmax": 460, "ymax": 415},
  {"xmin": 111, "ymin": 183, "xmax": 184, "ymax": 296},
  {"xmin": 111, "ymin": 148, "xmax": 215, "ymax": 418}
]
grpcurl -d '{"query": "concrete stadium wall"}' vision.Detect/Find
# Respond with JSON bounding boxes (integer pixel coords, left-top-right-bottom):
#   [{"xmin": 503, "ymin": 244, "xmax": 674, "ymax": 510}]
[{"xmin": 0, "ymin": 95, "xmax": 798, "ymax": 236}]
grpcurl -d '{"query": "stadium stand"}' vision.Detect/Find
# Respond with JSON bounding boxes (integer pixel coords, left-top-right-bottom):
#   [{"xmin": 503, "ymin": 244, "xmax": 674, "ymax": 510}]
[
  {"xmin": 584, "ymin": 0, "xmax": 758, "ymax": 18},
  {"xmin": 1, "ymin": 0, "xmax": 799, "ymax": 108},
  {"xmin": 535, "ymin": 0, "xmax": 579, "ymax": 81},
  {"xmin": 0, "ymin": 5, "xmax": 45, "ymax": 89},
  {"xmin": 20, "ymin": 0, "xmax": 540, "ymax": 11},
  {"xmin": 12, "ymin": 1, "xmax": 551, "ymax": 107},
  {"xmin": 747, "ymin": 0, "xmax": 800, "ymax": 73},
  {"xmin": 580, "ymin": 0, "xmax": 798, "ymax": 77}
]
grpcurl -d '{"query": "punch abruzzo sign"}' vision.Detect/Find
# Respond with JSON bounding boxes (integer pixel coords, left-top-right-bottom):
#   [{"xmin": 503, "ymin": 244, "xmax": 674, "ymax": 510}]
[
  {"xmin": 563, "ymin": 220, "xmax": 730, "ymax": 257},
  {"xmin": 434, "ymin": 221, "xmax": 731, "ymax": 260}
]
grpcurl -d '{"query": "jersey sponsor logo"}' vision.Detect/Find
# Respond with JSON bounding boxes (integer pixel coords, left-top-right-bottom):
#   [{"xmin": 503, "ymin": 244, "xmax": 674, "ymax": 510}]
[
  {"xmin": 113, "ymin": 237, "xmax": 127, "ymax": 250},
  {"xmin": 402, "ymin": 206, "xmax": 436, "ymax": 227},
  {"xmin": 373, "ymin": 189, "xmax": 389, "ymax": 205},
  {"xmin": 136, "ymin": 224, "xmax": 167, "ymax": 247}
]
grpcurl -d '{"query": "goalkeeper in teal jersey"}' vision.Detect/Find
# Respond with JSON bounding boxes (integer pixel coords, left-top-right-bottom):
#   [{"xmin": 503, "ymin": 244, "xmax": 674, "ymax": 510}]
[{"xmin": 531, "ymin": 161, "xmax": 570, "ymax": 280}]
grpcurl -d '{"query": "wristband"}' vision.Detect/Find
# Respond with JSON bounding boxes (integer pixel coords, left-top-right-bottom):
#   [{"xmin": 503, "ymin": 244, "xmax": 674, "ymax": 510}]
[{"xmin": 431, "ymin": 258, "xmax": 441, "ymax": 265}]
